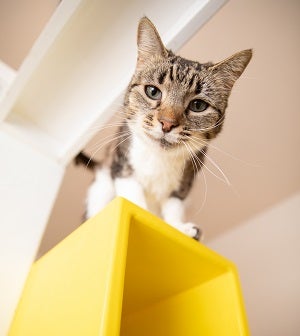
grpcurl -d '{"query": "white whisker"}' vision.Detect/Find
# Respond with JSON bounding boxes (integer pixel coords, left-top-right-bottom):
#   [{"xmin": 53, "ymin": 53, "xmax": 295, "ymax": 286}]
[
  {"xmin": 187, "ymin": 140, "xmax": 230, "ymax": 185},
  {"xmin": 189, "ymin": 116, "xmax": 225, "ymax": 133},
  {"xmin": 110, "ymin": 134, "xmax": 133, "ymax": 156},
  {"xmin": 187, "ymin": 134, "xmax": 260, "ymax": 168},
  {"xmin": 201, "ymin": 148, "xmax": 231, "ymax": 186},
  {"xmin": 192, "ymin": 161, "xmax": 208, "ymax": 218},
  {"xmin": 88, "ymin": 132, "xmax": 131, "ymax": 161},
  {"xmin": 182, "ymin": 142, "xmax": 198, "ymax": 180},
  {"xmin": 88, "ymin": 130, "xmax": 131, "ymax": 152}
]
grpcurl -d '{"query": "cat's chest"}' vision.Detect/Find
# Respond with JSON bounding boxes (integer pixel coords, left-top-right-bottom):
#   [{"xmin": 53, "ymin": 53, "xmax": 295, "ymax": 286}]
[{"xmin": 129, "ymin": 135, "xmax": 186, "ymax": 200}]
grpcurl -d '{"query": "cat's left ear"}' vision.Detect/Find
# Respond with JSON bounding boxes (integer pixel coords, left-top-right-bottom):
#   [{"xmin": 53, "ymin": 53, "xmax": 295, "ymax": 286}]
[
  {"xmin": 137, "ymin": 17, "xmax": 167, "ymax": 67},
  {"xmin": 210, "ymin": 49, "xmax": 252, "ymax": 90}
]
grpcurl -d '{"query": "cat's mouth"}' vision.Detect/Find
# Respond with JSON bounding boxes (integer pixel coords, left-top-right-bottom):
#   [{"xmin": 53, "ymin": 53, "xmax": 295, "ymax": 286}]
[
  {"xmin": 160, "ymin": 138, "xmax": 180, "ymax": 149},
  {"xmin": 144, "ymin": 131, "xmax": 180, "ymax": 149},
  {"xmin": 159, "ymin": 137, "xmax": 177, "ymax": 148}
]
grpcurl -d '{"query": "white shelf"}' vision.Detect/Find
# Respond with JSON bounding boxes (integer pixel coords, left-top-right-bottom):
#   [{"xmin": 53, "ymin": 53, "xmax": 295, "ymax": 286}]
[
  {"xmin": 2, "ymin": 114, "xmax": 62, "ymax": 160},
  {"xmin": 0, "ymin": 0, "xmax": 226, "ymax": 165},
  {"xmin": 0, "ymin": 61, "xmax": 16, "ymax": 102}
]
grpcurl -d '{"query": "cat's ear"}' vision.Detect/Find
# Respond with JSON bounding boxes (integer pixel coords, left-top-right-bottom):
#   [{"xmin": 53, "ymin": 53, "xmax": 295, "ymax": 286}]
[
  {"xmin": 137, "ymin": 17, "xmax": 167, "ymax": 66},
  {"xmin": 210, "ymin": 49, "xmax": 252, "ymax": 90}
]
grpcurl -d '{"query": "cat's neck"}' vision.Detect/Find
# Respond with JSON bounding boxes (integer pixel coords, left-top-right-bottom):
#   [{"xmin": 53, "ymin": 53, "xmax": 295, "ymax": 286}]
[{"xmin": 128, "ymin": 132, "xmax": 188, "ymax": 204}]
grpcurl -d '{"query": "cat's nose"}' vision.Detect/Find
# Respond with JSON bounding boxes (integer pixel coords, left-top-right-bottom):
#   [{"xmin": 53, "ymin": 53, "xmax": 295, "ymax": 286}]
[{"xmin": 159, "ymin": 119, "xmax": 179, "ymax": 133}]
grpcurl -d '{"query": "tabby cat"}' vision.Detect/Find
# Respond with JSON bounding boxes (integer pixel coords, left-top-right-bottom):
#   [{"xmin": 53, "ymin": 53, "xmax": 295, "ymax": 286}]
[{"xmin": 76, "ymin": 17, "xmax": 252, "ymax": 240}]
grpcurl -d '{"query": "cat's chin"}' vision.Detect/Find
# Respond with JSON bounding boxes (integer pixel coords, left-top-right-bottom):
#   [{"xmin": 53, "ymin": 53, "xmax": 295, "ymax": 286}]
[
  {"xmin": 159, "ymin": 138, "xmax": 178, "ymax": 149},
  {"xmin": 144, "ymin": 132, "xmax": 180, "ymax": 150}
]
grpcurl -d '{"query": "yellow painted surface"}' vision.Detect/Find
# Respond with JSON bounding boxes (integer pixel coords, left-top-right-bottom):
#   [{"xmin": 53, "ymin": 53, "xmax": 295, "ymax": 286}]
[{"xmin": 9, "ymin": 197, "xmax": 249, "ymax": 335}]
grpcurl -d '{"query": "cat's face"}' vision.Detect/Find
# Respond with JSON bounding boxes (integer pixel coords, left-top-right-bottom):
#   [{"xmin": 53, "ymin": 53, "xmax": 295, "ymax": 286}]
[
  {"xmin": 126, "ymin": 55, "xmax": 221, "ymax": 151},
  {"xmin": 124, "ymin": 17, "xmax": 252, "ymax": 152}
]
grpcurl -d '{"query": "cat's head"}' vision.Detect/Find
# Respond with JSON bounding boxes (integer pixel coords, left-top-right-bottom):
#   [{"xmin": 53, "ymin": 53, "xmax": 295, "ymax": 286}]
[{"xmin": 125, "ymin": 17, "xmax": 252, "ymax": 151}]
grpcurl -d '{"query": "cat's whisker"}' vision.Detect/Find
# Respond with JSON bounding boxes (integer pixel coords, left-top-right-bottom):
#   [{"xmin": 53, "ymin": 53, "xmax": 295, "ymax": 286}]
[
  {"xmin": 88, "ymin": 130, "xmax": 131, "ymax": 152},
  {"xmin": 187, "ymin": 139, "xmax": 230, "ymax": 185},
  {"xmin": 79, "ymin": 130, "xmax": 130, "ymax": 173},
  {"xmin": 109, "ymin": 134, "xmax": 133, "ymax": 156},
  {"xmin": 85, "ymin": 131, "xmax": 131, "ymax": 171},
  {"xmin": 192, "ymin": 160, "xmax": 208, "ymax": 217},
  {"xmin": 187, "ymin": 134, "xmax": 260, "ymax": 167},
  {"xmin": 187, "ymin": 138, "xmax": 229, "ymax": 184},
  {"xmin": 175, "ymin": 143, "xmax": 185, "ymax": 174},
  {"xmin": 89, "ymin": 113, "xmax": 131, "ymax": 129},
  {"xmin": 185, "ymin": 142, "xmax": 206, "ymax": 182},
  {"xmin": 188, "ymin": 144, "xmax": 206, "ymax": 175},
  {"xmin": 183, "ymin": 134, "xmax": 206, "ymax": 149},
  {"xmin": 182, "ymin": 142, "xmax": 198, "ymax": 180},
  {"xmin": 200, "ymin": 149, "xmax": 231, "ymax": 186},
  {"xmin": 84, "ymin": 132, "xmax": 132, "ymax": 178},
  {"xmin": 80, "ymin": 132, "xmax": 132, "ymax": 177},
  {"xmin": 187, "ymin": 148, "xmax": 209, "ymax": 218},
  {"xmin": 87, "ymin": 122, "xmax": 126, "ymax": 133},
  {"xmin": 181, "ymin": 141, "xmax": 208, "ymax": 217},
  {"xmin": 188, "ymin": 117, "xmax": 225, "ymax": 133},
  {"xmin": 179, "ymin": 144, "xmax": 187, "ymax": 176},
  {"xmin": 86, "ymin": 118, "xmax": 124, "ymax": 131},
  {"xmin": 187, "ymin": 136, "xmax": 244, "ymax": 199},
  {"xmin": 200, "ymin": 164, "xmax": 208, "ymax": 212}
]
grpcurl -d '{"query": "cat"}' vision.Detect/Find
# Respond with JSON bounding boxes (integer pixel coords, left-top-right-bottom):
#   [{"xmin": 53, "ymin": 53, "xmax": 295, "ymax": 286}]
[{"xmin": 75, "ymin": 17, "xmax": 252, "ymax": 240}]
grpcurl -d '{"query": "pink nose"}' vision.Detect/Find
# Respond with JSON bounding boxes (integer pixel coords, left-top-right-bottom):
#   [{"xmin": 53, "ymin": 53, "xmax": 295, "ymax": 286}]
[{"xmin": 160, "ymin": 119, "xmax": 179, "ymax": 133}]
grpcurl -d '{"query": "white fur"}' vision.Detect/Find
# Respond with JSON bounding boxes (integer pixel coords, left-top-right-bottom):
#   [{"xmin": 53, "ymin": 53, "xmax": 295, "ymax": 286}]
[
  {"xmin": 161, "ymin": 197, "xmax": 185, "ymax": 225},
  {"xmin": 86, "ymin": 168, "xmax": 115, "ymax": 218},
  {"xmin": 115, "ymin": 175, "xmax": 147, "ymax": 209},
  {"xmin": 86, "ymin": 125, "xmax": 201, "ymax": 239},
  {"xmin": 162, "ymin": 197, "xmax": 200, "ymax": 238},
  {"xmin": 129, "ymin": 133, "xmax": 185, "ymax": 205}
]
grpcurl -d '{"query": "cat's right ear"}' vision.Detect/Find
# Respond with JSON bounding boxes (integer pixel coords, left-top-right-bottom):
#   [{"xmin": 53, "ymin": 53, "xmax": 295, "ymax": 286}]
[{"xmin": 137, "ymin": 17, "xmax": 167, "ymax": 67}]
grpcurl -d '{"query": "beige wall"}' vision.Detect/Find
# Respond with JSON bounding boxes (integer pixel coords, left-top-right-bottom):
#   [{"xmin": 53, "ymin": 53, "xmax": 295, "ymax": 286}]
[
  {"xmin": 0, "ymin": 0, "xmax": 60, "ymax": 70},
  {"xmin": 209, "ymin": 192, "xmax": 300, "ymax": 336}
]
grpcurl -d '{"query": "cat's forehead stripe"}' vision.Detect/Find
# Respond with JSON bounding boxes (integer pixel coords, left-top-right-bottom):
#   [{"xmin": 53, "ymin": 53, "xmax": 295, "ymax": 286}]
[
  {"xmin": 169, "ymin": 58, "xmax": 205, "ymax": 92},
  {"xmin": 151, "ymin": 57, "xmax": 203, "ymax": 92},
  {"xmin": 195, "ymin": 81, "xmax": 202, "ymax": 95},
  {"xmin": 158, "ymin": 71, "xmax": 167, "ymax": 84},
  {"xmin": 188, "ymin": 73, "xmax": 197, "ymax": 89},
  {"xmin": 169, "ymin": 65, "xmax": 174, "ymax": 81}
]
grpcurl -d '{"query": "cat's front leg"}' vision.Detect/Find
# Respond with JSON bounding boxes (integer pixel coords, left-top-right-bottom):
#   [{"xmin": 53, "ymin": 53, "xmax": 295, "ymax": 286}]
[
  {"xmin": 86, "ymin": 167, "xmax": 115, "ymax": 218},
  {"xmin": 114, "ymin": 175, "xmax": 147, "ymax": 210},
  {"xmin": 161, "ymin": 197, "xmax": 202, "ymax": 241}
]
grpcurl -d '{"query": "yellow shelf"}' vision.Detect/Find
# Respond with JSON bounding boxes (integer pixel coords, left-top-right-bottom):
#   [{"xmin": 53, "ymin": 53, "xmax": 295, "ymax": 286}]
[{"xmin": 9, "ymin": 197, "xmax": 249, "ymax": 335}]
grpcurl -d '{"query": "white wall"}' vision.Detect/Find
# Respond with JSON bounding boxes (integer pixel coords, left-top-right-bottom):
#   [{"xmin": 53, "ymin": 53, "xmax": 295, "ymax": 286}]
[
  {"xmin": 208, "ymin": 192, "xmax": 300, "ymax": 336},
  {"xmin": 0, "ymin": 132, "xmax": 64, "ymax": 335}
]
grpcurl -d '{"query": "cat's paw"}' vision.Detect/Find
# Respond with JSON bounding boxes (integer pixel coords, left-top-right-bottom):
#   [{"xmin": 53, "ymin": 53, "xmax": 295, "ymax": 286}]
[{"xmin": 176, "ymin": 222, "xmax": 203, "ymax": 241}]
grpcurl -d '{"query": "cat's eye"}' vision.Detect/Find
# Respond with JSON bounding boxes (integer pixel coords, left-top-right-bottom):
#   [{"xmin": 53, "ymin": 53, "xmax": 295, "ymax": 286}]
[
  {"xmin": 188, "ymin": 99, "xmax": 208, "ymax": 113},
  {"xmin": 145, "ymin": 85, "xmax": 162, "ymax": 100}
]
